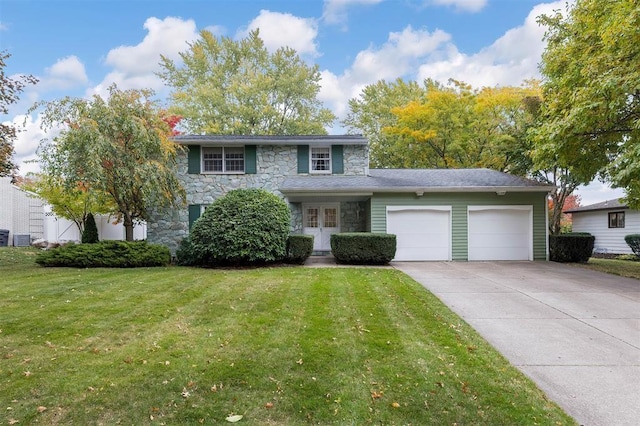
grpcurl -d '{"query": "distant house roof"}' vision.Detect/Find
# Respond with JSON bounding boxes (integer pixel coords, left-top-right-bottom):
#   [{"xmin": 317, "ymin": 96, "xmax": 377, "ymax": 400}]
[
  {"xmin": 564, "ymin": 198, "xmax": 628, "ymax": 213},
  {"xmin": 171, "ymin": 134, "xmax": 368, "ymax": 146},
  {"xmin": 280, "ymin": 168, "xmax": 554, "ymax": 195}
]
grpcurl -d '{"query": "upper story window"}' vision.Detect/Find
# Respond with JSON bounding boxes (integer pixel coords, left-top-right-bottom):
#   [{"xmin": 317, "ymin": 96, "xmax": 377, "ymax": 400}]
[
  {"xmin": 608, "ymin": 211, "xmax": 625, "ymax": 228},
  {"xmin": 202, "ymin": 147, "xmax": 244, "ymax": 173},
  {"xmin": 310, "ymin": 147, "xmax": 331, "ymax": 173}
]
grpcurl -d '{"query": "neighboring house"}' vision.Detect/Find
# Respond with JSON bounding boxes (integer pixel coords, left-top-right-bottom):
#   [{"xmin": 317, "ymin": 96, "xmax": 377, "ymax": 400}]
[
  {"xmin": 0, "ymin": 176, "xmax": 45, "ymax": 246},
  {"xmin": 565, "ymin": 199, "xmax": 639, "ymax": 255},
  {"xmin": 147, "ymin": 135, "xmax": 554, "ymax": 261}
]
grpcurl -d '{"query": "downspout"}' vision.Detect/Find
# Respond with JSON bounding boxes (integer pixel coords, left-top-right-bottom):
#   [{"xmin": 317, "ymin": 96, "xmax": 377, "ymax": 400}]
[{"xmin": 545, "ymin": 192, "xmax": 551, "ymax": 261}]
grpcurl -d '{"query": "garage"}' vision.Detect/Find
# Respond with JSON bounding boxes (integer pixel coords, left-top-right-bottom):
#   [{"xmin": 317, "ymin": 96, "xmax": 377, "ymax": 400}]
[
  {"xmin": 468, "ymin": 206, "xmax": 532, "ymax": 261},
  {"xmin": 386, "ymin": 206, "xmax": 451, "ymax": 261}
]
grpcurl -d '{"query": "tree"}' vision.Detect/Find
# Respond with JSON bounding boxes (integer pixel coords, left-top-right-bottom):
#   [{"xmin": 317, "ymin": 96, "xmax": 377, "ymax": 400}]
[
  {"xmin": 158, "ymin": 29, "xmax": 335, "ymax": 135},
  {"xmin": 0, "ymin": 51, "xmax": 38, "ymax": 176},
  {"xmin": 35, "ymin": 84, "xmax": 186, "ymax": 241},
  {"xmin": 81, "ymin": 212, "xmax": 99, "ymax": 243},
  {"xmin": 535, "ymin": 0, "xmax": 640, "ymax": 207},
  {"xmin": 24, "ymin": 174, "xmax": 115, "ymax": 236},
  {"xmin": 548, "ymin": 193, "xmax": 581, "ymax": 234},
  {"xmin": 342, "ymin": 78, "xmax": 425, "ymax": 167}
]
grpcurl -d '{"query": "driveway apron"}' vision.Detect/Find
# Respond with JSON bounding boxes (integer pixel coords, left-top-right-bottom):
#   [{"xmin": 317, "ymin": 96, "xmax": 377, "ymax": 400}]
[{"xmin": 394, "ymin": 261, "xmax": 640, "ymax": 426}]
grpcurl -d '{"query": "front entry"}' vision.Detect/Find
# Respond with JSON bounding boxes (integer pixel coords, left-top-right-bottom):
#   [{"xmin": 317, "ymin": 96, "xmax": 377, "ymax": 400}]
[{"xmin": 303, "ymin": 204, "xmax": 340, "ymax": 251}]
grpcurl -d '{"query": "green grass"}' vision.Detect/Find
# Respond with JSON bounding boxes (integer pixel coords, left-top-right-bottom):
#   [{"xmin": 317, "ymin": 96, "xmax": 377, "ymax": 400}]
[
  {"xmin": 576, "ymin": 257, "xmax": 640, "ymax": 280},
  {"xmin": 1, "ymin": 248, "xmax": 575, "ymax": 425}
]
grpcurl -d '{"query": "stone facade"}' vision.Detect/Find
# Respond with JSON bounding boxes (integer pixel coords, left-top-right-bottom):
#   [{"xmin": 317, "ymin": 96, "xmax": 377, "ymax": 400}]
[{"xmin": 147, "ymin": 143, "xmax": 369, "ymax": 253}]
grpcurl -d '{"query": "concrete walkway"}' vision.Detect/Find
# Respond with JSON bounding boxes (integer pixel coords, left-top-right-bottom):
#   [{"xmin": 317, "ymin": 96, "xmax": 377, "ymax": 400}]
[{"xmin": 394, "ymin": 261, "xmax": 640, "ymax": 426}]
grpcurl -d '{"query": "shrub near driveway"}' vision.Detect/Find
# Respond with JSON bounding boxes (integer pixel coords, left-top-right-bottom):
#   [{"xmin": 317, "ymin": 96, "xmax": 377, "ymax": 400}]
[{"xmin": 0, "ymin": 251, "xmax": 575, "ymax": 425}]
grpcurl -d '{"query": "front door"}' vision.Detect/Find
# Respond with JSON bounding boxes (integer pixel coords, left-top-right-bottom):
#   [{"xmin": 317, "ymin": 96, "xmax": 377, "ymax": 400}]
[{"xmin": 303, "ymin": 204, "xmax": 340, "ymax": 251}]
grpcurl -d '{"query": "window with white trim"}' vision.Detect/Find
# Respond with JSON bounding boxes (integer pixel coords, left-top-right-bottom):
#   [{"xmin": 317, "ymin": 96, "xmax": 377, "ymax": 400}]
[
  {"xmin": 608, "ymin": 211, "xmax": 625, "ymax": 228},
  {"xmin": 310, "ymin": 147, "xmax": 331, "ymax": 173},
  {"xmin": 202, "ymin": 147, "xmax": 244, "ymax": 173}
]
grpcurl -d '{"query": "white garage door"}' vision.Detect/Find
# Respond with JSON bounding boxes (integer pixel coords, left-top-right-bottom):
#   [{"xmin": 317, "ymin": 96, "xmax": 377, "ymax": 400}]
[
  {"xmin": 386, "ymin": 207, "xmax": 451, "ymax": 261},
  {"xmin": 468, "ymin": 206, "xmax": 532, "ymax": 261}
]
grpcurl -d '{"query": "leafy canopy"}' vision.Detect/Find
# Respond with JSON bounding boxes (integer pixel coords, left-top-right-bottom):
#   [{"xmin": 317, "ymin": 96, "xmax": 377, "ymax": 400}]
[
  {"xmin": 0, "ymin": 51, "xmax": 38, "ymax": 176},
  {"xmin": 35, "ymin": 84, "xmax": 185, "ymax": 241},
  {"xmin": 535, "ymin": 0, "xmax": 640, "ymax": 207},
  {"xmin": 158, "ymin": 29, "xmax": 335, "ymax": 135}
]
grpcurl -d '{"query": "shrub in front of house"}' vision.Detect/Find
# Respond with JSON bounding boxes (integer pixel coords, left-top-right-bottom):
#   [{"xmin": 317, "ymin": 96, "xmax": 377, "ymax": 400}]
[
  {"xmin": 286, "ymin": 234, "xmax": 313, "ymax": 264},
  {"xmin": 81, "ymin": 212, "xmax": 100, "ymax": 244},
  {"xmin": 330, "ymin": 233, "xmax": 396, "ymax": 265},
  {"xmin": 185, "ymin": 188, "xmax": 291, "ymax": 266},
  {"xmin": 624, "ymin": 234, "xmax": 640, "ymax": 257},
  {"xmin": 549, "ymin": 233, "xmax": 595, "ymax": 263},
  {"xmin": 36, "ymin": 241, "xmax": 170, "ymax": 267}
]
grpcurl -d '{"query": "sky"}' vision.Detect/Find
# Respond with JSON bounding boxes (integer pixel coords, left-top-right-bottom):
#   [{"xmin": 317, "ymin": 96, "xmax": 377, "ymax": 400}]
[{"xmin": 0, "ymin": 0, "xmax": 625, "ymax": 206}]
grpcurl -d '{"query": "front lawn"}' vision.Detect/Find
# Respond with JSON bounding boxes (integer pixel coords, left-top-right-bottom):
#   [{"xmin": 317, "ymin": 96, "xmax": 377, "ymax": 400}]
[
  {"xmin": 0, "ymin": 248, "xmax": 575, "ymax": 424},
  {"xmin": 577, "ymin": 257, "xmax": 640, "ymax": 280}
]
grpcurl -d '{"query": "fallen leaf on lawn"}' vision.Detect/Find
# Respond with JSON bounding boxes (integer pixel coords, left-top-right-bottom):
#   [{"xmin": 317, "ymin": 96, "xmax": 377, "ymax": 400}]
[
  {"xmin": 296, "ymin": 359, "xmax": 303, "ymax": 365},
  {"xmin": 391, "ymin": 402, "xmax": 400, "ymax": 408},
  {"xmin": 23, "ymin": 371, "xmax": 32, "ymax": 377},
  {"xmin": 265, "ymin": 402, "xmax": 273, "ymax": 408},
  {"xmin": 8, "ymin": 419, "xmax": 19, "ymax": 425},
  {"xmin": 371, "ymin": 391, "xmax": 383, "ymax": 399},
  {"xmin": 37, "ymin": 406, "xmax": 47, "ymax": 413},
  {"xmin": 225, "ymin": 414, "xmax": 243, "ymax": 422}
]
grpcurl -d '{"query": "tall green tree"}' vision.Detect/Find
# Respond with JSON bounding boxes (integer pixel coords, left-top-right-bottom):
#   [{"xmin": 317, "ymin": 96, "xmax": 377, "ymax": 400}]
[
  {"xmin": 35, "ymin": 85, "xmax": 185, "ymax": 241},
  {"xmin": 1, "ymin": 51, "xmax": 38, "ymax": 176},
  {"xmin": 535, "ymin": 0, "xmax": 640, "ymax": 207},
  {"xmin": 158, "ymin": 29, "xmax": 335, "ymax": 135},
  {"xmin": 342, "ymin": 78, "xmax": 425, "ymax": 167}
]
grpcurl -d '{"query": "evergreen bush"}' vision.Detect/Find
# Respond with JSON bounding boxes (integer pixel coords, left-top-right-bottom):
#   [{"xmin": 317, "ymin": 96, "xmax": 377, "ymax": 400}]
[
  {"xmin": 36, "ymin": 241, "xmax": 170, "ymax": 267},
  {"xmin": 624, "ymin": 234, "xmax": 640, "ymax": 257},
  {"xmin": 81, "ymin": 213, "xmax": 100, "ymax": 243},
  {"xmin": 549, "ymin": 233, "xmax": 595, "ymax": 262},
  {"xmin": 330, "ymin": 233, "xmax": 396, "ymax": 265},
  {"xmin": 286, "ymin": 234, "xmax": 314, "ymax": 264},
  {"xmin": 187, "ymin": 188, "xmax": 291, "ymax": 266}
]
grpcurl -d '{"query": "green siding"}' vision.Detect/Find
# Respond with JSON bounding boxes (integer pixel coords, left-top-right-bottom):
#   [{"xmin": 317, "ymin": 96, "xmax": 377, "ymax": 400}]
[
  {"xmin": 245, "ymin": 145, "xmax": 257, "ymax": 174},
  {"xmin": 370, "ymin": 192, "xmax": 548, "ymax": 261},
  {"xmin": 297, "ymin": 145, "xmax": 309, "ymax": 173},
  {"xmin": 188, "ymin": 204, "xmax": 201, "ymax": 230},
  {"xmin": 187, "ymin": 145, "xmax": 201, "ymax": 174},
  {"xmin": 331, "ymin": 145, "xmax": 344, "ymax": 174}
]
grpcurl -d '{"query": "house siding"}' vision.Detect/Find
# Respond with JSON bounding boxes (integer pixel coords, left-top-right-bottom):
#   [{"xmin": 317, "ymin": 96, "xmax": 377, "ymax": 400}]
[
  {"xmin": 370, "ymin": 192, "xmax": 548, "ymax": 261},
  {"xmin": 147, "ymin": 143, "xmax": 368, "ymax": 253},
  {"xmin": 0, "ymin": 177, "xmax": 44, "ymax": 246},
  {"xmin": 572, "ymin": 209, "xmax": 640, "ymax": 254}
]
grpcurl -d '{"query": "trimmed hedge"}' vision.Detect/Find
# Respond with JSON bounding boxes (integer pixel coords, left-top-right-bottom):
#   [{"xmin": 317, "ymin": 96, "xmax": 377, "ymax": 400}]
[
  {"xmin": 82, "ymin": 213, "xmax": 99, "ymax": 243},
  {"xmin": 36, "ymin": 241, "xmax": 171, "ymax": 268},
  {"xmin": 180, "ymin": 188, "xmax": 291, "ymax": 267},
  {"xmin": 549, "ymin": 233, "xmax": 595, "ymax": 263},
  {"xmin": 286, "ymin": 234, "xmax": 314, "ymax": 264},
  {"xmin": 624, "ymin": 234, "xmax": 640, "ymax": 257},
  {"xmin": 331, "ymin": 233, "xmax": 396, "ymax": 265}
]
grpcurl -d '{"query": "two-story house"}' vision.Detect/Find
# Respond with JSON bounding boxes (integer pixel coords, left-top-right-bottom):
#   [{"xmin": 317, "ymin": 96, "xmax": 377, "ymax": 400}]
[{"xmin": 147, "ymin": 135, "xmax": 554, "ymax": 261}]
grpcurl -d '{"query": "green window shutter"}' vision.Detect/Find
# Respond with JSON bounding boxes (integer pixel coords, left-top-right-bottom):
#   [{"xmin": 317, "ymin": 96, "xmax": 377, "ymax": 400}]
[
  {"xmin": 297, "ymin": 145, "xmax": 309, "ymax": 173},
  {"xmin": 187, "ymin": 145, "xmax": 201, "ymax": 174},
  {"xmin": 332, "ymin": 145, "xmax": 344, "ymax": 174},
  {"xmin": 188, "ymin": 204, "xmax": 201, "ymax": 230},
  {"xmin": 245, "ymin": 145, "xmax": 257, "ymax": 174}
]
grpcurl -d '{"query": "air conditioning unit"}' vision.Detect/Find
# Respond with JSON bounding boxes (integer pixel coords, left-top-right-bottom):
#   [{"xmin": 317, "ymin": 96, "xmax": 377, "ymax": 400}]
[{"xmin": 13, "ymin": 234, "xmax": 31, "ymax": 247}]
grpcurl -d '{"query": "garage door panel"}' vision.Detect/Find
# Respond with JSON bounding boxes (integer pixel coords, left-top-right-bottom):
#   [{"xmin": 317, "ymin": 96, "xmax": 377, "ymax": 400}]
[
  {"xmin": 387, "ymin": 208, "xmax": 450, "ymax": 261},
  {"xmin": 468, "ymin": 207, "xmax": 531, "ymax": 261}
]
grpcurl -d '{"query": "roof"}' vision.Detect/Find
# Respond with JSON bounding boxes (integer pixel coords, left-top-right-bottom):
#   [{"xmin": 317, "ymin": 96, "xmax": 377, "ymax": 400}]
[
  {"xmin": 171, "ymin": 134, "xmax": 368, "ymax": 146},
  {"xmin": 564, "ymin": 198, "xmax": 628, "ymax": 213},
  {"xmin": 280, "ymin": 168, "xmax": 554, "ymax": 194}
]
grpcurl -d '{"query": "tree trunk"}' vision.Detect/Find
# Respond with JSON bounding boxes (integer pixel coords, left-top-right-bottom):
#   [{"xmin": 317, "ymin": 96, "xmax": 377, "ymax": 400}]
[{"xmin": 123, "ymin": 213, "xmax": 134, "ymax": 242}]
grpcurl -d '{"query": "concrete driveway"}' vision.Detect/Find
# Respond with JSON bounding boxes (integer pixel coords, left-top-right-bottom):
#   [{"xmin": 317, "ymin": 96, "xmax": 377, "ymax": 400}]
[{"xmin": 394, "ymin": 261, "xmax": 640, "ymax": 426}]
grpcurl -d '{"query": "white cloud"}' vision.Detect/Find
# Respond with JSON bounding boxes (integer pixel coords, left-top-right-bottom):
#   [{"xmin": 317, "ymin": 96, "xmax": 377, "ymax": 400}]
[
  {"xmin": 323, "ymin": 0, "xmax": 384, "ymax": 26},
  {"xmin": 0, "ymin": 22, "xmax": 8, "ymax": 31},
  {"xmin": 39, "ymin": 56, "xmax": 88, "ymax": 91},
  {"xmin": 7, "ymin": 113, "xmax": 57, "ymax": 176},
  {"xmin": 575, "ymin": 182, "xmax": 626, "ymax": 207},
  {"xmin": 319, "ymin": 25, "xmax": 451, "ymax": 121},
  {"xmin": 91, "ymin": 16, "xmax": 199, "ymax": 96},
  {"xmin": 238, "ymin": 10, "xmax": 319, "ymax": 56},
  {"xmin": 416, "ymin": 1, "xmax": 565, "ymax": 87},
  {"xmin": 430, "ymin": 0, "xmax": 487, "ymax": 13}
]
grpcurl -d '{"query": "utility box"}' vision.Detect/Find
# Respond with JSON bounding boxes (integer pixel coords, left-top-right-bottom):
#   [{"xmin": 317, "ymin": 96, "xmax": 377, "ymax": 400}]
[{"xmin": 13, "ymin": 234, "xmax": 31, "ymax": 247}]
